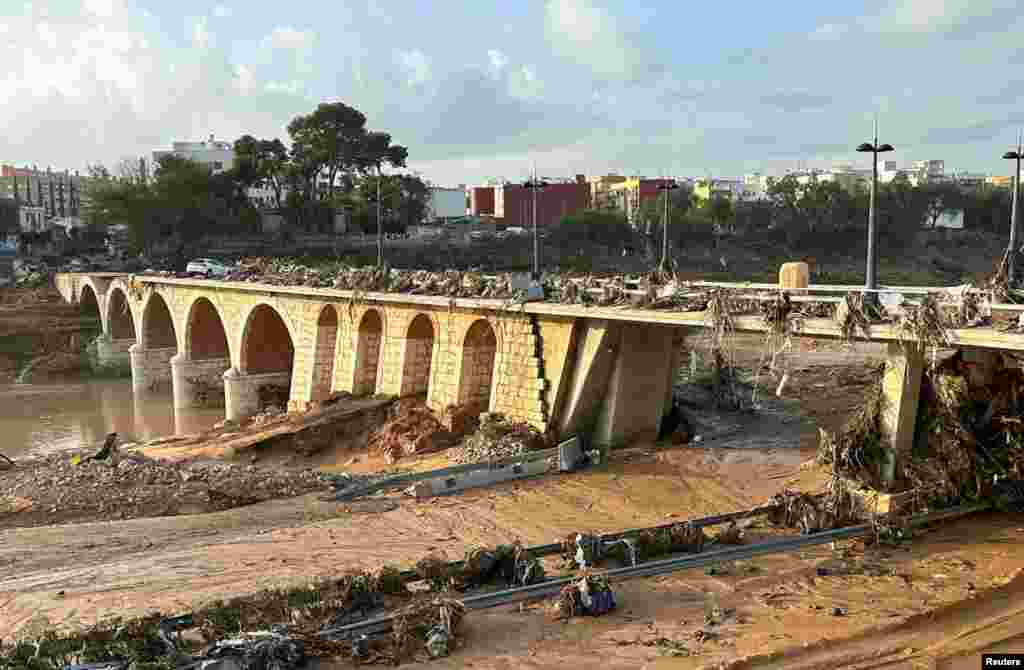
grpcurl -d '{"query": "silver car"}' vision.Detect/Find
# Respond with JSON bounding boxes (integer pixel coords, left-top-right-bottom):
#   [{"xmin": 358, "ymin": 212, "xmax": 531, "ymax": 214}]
[{"xmin": 186, "ymin": 258, "xmax": 232, "ymax": 277}]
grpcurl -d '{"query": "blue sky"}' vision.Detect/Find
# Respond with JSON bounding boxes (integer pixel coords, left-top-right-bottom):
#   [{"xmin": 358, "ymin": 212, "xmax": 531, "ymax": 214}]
[{"xmin": 3, "ymin": 0, "xmax": 1024, "ymax": 185}]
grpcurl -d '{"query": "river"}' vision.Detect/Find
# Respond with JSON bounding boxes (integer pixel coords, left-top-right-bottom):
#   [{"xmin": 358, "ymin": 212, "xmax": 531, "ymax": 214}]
[{"xmin": 0, "ymin": 379, "xmax": 224, "ymax": 460}]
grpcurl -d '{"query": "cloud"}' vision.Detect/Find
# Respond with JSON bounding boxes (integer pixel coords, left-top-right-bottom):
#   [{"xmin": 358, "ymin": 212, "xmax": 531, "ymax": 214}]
[
  {"xmin": 264, "ymin": 26, "xmax": 314, "ymax": 50},
  {"xmin": 760, "ymin": 90, "xmax": 833, "ymax": 113},
  {"xmin": 395, "ymin": 49, "xmax": 431, "ymax": 87},
  {"xmin": 544, "ymin": 0, "xmax": 645, "ymax": 81},
  {"xmin": 487, "ymin": 49, "xmax": 508, "ymax": 74},
  {"xmin": 863, "ymin": 0, "xmax": 1021, "ymax": 35},
  {"xmin": 809, "ymin": 23, "xmax": 847, "ymax": 41},
  {"xmin": 212, "ymin": 5, "xmax": 231, "ymax": 18},
  {"xmin": 0, "ymin": 2, "xmax": 308, "ymax": 170},
  {"xmin": 921, "ymin": 115, "xmax": 1024, "ymax": 146},
  {"xmin": 265, "ymin": 80, "xmax": 304, "ymax": 95},
  {"xmin": 191, "ymin": 17, "xmax": 209, "ymax": 48}
]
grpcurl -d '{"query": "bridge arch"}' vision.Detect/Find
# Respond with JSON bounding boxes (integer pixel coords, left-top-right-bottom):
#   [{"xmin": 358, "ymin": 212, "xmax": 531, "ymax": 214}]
[
  {"xmin": 353, "ymin": 308, "xmax": 384, "ymax": 396},
  {"xmin": 185, "ymin": 297, "xmax": 231, "ymax": 361},
  {"xmin": 79, "ymin": 283, "xmax": 101, "ymax": 323},
  {"xmin": 310, "ymin": 304, "xmax": 339, "ymax": 402},
  {"xmin": 458, "ymin": 318, "xmax": 499, "ymax": 412},
  {"xmin": 401, "ymin": 313, "xmax": 435, "ymax": 397},
  {"xmin": 240, "ymin": 303, "xmax": 295, "ymax": 376},
  {"xmin": 141, "ymin": 292, "xmax": 178, "ymax": 350},
  {"xmin": 105, "ymin": 287, "xmax": 136, "ymax": 341}
]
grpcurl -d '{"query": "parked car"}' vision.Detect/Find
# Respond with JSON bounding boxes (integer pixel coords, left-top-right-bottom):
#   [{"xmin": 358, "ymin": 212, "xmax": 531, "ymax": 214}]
[{"xmin": 186, "ymin": 258, "xmax": 232, "ymax": 277}]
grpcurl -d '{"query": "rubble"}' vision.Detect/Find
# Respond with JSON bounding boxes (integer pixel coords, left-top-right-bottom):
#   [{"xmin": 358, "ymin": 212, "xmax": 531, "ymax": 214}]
[
  {"xmin": 0, "ymin": 451, "xmax": 332, "ymax": 528},
  {"xmin": 453, "ymin": 413, "xmax": 546, "ymax": 464},
  {"xmin": 368, "ymin": 399, "xmax": 461, "ymax": 464}
]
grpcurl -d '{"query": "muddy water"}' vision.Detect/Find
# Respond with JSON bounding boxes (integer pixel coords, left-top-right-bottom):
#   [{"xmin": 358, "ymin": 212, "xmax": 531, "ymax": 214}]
[{"xmin": 0, "ymin": 380, "xmax": 224, "ymax": 459}]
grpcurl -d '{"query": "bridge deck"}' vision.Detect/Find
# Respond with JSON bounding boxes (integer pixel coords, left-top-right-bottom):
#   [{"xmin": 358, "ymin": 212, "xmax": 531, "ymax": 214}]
[{"xmin": 134, "ymin": 275, "xmax": 1024, "ymax": 352}]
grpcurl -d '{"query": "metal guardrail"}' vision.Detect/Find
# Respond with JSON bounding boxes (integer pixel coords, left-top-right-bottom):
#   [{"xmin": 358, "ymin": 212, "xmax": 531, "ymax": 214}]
[
  {"xmin": 320, "ymin": 500, "xmax": 993, "ymax": 640},
  {"xmin": 331, "ymin": 447, "xmax": 561, "ymax": 502}
]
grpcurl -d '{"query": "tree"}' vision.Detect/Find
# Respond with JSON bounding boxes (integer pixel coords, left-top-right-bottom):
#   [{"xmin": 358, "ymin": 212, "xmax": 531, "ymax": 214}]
[
  {"xmin": 233, "ymin": 136, "xmax": 290, "ymax": 209},
  {"xmin": 919, "ymin": 182, "xmax": 965, "ymax": 228},
  {"xmin": 550, "ymin": 209, "xmax": 633, "ymax": 251},
  {"xmin": 707, "ymin": 195, "xmax": 735, "ymax": 231},
  {"xmin": 287, "ymin": 102, "xmax": 368, "ymax": 203}
]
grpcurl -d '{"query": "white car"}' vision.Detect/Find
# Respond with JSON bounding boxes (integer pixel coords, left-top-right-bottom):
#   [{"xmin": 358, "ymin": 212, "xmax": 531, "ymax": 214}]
[{"xmin": 186, "ymin": 258, "xmax": 232, "ymax": 277}]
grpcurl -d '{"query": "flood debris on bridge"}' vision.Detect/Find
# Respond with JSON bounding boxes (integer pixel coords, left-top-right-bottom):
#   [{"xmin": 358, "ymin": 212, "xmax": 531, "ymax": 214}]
[{"xmin": 818, "ymin": 345, "xmax": 1024, "ymax": 510}]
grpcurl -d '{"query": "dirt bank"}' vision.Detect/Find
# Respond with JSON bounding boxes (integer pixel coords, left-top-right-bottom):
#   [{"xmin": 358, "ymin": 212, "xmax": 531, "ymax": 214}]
[{"xmin": 0, "ymin": 286, "xmax": 100, "ymax": 383}]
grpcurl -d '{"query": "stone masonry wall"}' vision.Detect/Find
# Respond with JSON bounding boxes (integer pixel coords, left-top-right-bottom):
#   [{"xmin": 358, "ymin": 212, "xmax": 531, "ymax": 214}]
[
  {"xmin": 401, "ymin": 337, "xmax": 433, "ymax": 396},
  {"xmin": 130, "ymin": 345, "xmax": 176, "ymax": 393},
  {"xmin": 310, "ymin": 316, "xmax": 339, "ymax": 402}
]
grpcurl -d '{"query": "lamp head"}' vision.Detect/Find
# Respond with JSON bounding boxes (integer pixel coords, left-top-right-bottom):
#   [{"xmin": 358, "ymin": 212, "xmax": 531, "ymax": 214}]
[
  {"xmin": 877, "ymin": 143, "xmax": 895, "ymax": 153},
  {"xmin": 856, "ymin": 143, "xmax": 875, "ymax": 153},
  {"xmin": 1003, "ymin": 151, "xmax": 1022, "ymax": 160}
]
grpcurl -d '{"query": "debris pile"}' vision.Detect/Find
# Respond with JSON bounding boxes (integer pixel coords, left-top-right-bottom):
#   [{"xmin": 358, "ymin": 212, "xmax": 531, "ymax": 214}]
[
  {"xmin": 817, "ymin": 348, "xmax": 1024, "ymax": 506},
  {"xmin": 553, "ymin": 571, "xmax": 617, "ymax": 619},
  {"xmin": 0, "ymin": 452, "xmax": 332, "ymax": 528},
  {"xmin": 390, "ymin": 598, "xmax": 466, "ymax": 661},
  {"xmin": 414, "ymin": 543, "xmax": 546, "ymax": 592},
  {"xmin": 562, "ymin": 523, "xmax": 709, "ymax": 569},
  {"xmin": 768, "ymin": 482, "xmax": 860, "ymax": 534},
  {"xmin": 258, "ymin": 384, "xmax": 290, "ymax": 412},
  {"xmin": 0, "ymin": 568, "xmax": 424, "ymax": 669},
  {"xmin": 453, "ymin": 412, "xmax": 546, "ymax": 464},
  {"xmin": 369, "ymin": 399, "xmax": 461, "ymax": 464}
]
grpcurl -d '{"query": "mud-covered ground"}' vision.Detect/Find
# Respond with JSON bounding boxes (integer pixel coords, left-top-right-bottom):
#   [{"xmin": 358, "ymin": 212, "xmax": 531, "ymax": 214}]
[{"xmin": 2, "ymin": 331, "xmax": 1021, "ymax": 668}]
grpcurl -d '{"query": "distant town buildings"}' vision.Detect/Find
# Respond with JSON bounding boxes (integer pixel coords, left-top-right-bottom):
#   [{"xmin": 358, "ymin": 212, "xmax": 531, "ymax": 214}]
[
  {"xmin": 426, "ymin": 187, "xmax": 467, "ymax": 222},
  {"xmin": 153, "ymin": 135, "xmax": 234, "ymax": 174}
]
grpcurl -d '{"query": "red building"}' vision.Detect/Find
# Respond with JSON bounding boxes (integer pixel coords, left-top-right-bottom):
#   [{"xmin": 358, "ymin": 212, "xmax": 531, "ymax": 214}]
[
  {"xmin": 495, "ymin": 177, "xmax": 589, "ymax": 228},
  {"xmin": 469, "ymin": 186, "xmax": 495, "ymax": 216}
]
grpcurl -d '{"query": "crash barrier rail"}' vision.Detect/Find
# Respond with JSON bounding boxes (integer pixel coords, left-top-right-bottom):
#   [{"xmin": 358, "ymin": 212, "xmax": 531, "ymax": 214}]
[
  {"xmin": 383, "ymin": 503, "xmax": 781, "ymax": 584},
  {"xmin": 331, "ymin": 446, "xmax": 562, "ymax": 502},
  {"xmin": 321, "ymin": 500, "xmax": 994, "ymax": 640}
]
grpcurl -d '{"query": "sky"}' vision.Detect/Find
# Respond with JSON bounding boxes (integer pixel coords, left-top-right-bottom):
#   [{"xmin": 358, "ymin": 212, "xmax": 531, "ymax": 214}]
[{"xmin": 3, "ymin": 0, "xmax": 1024, "ymax": 186}]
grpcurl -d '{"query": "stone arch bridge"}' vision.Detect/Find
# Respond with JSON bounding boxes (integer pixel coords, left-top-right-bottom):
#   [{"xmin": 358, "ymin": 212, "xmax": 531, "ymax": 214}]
[{"xmin": 54, "ymin": 273, "xmax": 1024, "ymax": 459}]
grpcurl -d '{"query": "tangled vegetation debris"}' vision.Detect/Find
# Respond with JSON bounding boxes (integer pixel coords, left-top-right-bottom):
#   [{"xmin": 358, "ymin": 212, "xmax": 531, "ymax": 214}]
[
  {"xmin": 454, "ymin": 412, "xmax": 546, "ymax": 464},
  {"xmin": 553, "ymin": 571, "xmax": 617, "ymax": 620},
  {"xmin": 816, "ymin": 362, "xmax": 888, "ymax": 489}
]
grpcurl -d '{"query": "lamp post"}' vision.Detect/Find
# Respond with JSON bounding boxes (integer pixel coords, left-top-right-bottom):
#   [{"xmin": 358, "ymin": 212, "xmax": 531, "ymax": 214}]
[
  {"xmin": 523, "ymin": 177, "xmax": 548, "ymax": 281},
  {"xmin": 856, "ymin": 119, "xmax": 894, "ymax": 298},
  {"xmin": 656, "ymin": 180, "xmax": 680, "ymax": 274},
  {"xmin": 1003, "ymin": 131, "xmax": 1023, "ymax": 285}
]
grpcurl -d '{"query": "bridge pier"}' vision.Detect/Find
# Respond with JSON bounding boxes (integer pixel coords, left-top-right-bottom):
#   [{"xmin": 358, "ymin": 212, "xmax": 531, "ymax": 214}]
[
  {"xmin": 171, "ymin": 354, "xmax": 229, "ymax": 409},
  {"xmin": 224, "ymin": 368, "xmax": 292, "ymax": 423},
  {"xmin": 591, "ymin": 324, "xmax": 680, "ymax": 447},
  {"xmin": 95, "ymin": 337, "xmax": 134, "ymax": 369},
  {"xmin": 879, "ymin": 342, "xmax": 925, "ymax": 485},
  {"xmin": 129, "ymin": 344, "xmax": 176, "ymax": 393}
]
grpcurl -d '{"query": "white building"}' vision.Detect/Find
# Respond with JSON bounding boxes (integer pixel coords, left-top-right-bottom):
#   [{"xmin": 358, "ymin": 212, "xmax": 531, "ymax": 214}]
[
  {"xmin": 152, "ymin": 135, "xmax": 235, "ymax": 174},
  {"xmin": 18, "ymin": 205, "xmax": 48, "ymax": 233}
]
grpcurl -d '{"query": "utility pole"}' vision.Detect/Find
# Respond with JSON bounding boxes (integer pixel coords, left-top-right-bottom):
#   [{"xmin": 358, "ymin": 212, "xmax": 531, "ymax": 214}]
[
  {"xmin": 657, "ymin": 179, "xmax": 680, "ymax": 275},
  {"xmin": 523, "ymin": 172, "xmax": 548, "ymax": 281},
  {"xmin": 1003, "ymin": 131, "xmax": 1023, "ymax": 285}
]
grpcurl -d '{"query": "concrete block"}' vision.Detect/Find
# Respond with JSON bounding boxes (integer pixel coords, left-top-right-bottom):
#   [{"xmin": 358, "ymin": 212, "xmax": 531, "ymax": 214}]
[{"xmin": 558, "ymin": 436, "xmax": 584, "ymax": 472}]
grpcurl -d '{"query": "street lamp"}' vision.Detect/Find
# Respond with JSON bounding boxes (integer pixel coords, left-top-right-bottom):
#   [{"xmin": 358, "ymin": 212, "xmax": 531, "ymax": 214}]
[
  {"xmin": 366, "ymin": 186, "xmax": 383, "ymax": 267},
  {"xmin": 656, "ymin": 180, "xmax": 680, "ymax": 275},
  {"xmin": 1002, "ymin": 131, "xmax": 1023, "ymax": 285},
  {"xmin": 856, "ymin": 119, "xmax": 894, "ymax": 298},
  {"xmin": 523, "ymin": 177, "xmax": 548, "ymax": 281}
]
